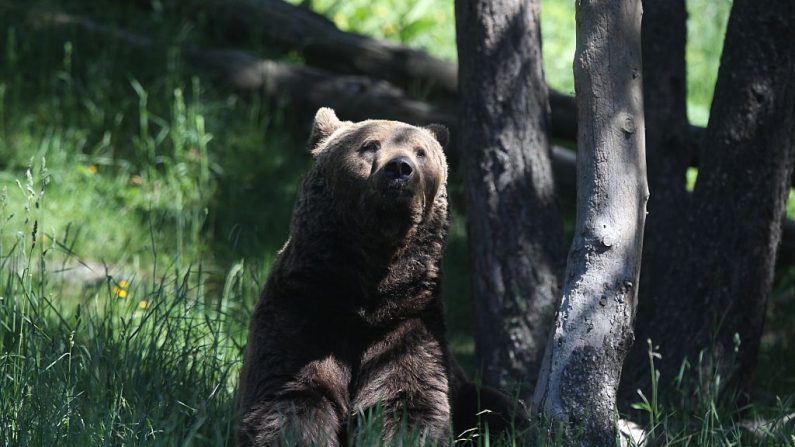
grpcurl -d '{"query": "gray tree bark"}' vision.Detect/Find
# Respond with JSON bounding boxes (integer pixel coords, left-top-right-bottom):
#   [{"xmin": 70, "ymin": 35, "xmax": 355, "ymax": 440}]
[
  {"xmin": 621, "ymin": 0, "xmax": 795, "ymax": 402},
  {"xmin": 532, "ymin": 0, "xmax": 647, "ymax": 445},
  {"xmin": 455, "ymin": 0, "xmax": 565, "ymax": 396}
]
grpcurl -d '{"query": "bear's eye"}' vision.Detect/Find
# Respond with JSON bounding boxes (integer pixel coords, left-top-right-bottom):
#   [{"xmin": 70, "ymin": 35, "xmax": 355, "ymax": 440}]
[
  {"xmin": 360, "ymin": 141, "xmax": 380, "ymax": 153},
  {"xmin": 416, "ymin": 148, "xmax": 427, "ymax": 159}
]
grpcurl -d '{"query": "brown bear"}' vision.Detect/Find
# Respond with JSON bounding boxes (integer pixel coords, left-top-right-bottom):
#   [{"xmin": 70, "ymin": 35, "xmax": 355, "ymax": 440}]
[{"xmin": 237, "ymin": 108, "xmax": 454, "ymax": 446}]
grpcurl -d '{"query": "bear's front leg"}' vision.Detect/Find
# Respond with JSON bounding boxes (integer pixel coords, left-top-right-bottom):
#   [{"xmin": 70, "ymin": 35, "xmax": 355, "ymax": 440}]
[
  {"xmin": 377, "ymin": 386, "xmax": 451, "ymax": 447},
  {"xmin": 238, "ymin": 356, "xmax": 350, "ymax": 447},
  {"xmin": 240, "ymin": 394, "xmax": 339, "ymax": 446},
  {"xmin": 353, "ymin": 322, "xmax": 451, "ymax": 446}
]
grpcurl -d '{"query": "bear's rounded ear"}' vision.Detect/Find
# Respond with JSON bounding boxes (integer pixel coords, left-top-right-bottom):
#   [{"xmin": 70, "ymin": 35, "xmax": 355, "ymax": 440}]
[
  {"xmin": 309, "ymin": 107, "xmax": 342, "ymax": 155},
  {"xmin": 425, "ymin": 124, "xmax": 449, "ymax": 150}
]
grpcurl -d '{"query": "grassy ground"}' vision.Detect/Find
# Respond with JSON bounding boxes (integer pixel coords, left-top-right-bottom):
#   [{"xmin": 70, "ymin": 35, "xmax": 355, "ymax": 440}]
[{"xmin": 1, "ymin": 0, "xmax": 793, "ymax": 445}]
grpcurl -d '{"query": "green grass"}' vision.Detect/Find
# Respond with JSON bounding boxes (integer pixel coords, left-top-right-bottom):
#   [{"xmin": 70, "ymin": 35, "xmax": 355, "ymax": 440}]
[{"xmin": 1, "ymin": 0, "xmax": 794, "ymax": 445}]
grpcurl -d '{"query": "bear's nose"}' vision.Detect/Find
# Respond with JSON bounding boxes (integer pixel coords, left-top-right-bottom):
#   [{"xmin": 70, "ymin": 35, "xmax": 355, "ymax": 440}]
[{"xmin": 383, "ymin": 157, "xmax": 415, "ymax": 181}]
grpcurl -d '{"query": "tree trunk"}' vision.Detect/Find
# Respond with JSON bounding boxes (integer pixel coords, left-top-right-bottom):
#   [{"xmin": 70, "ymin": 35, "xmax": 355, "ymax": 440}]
[
  {"xmin": 532, "ymin": 0, "xmax": 647, "ymax": 445},
  {"xmin": 624, "ymin": 0, "xmax": 795, "ymax": 402},
  {"xmin": 618, "ymin": 0, "xmax": 690, "ymax": 401},
  {"xmin": 455, "ymin": 0, "xmax": 565, "ymax": 396}
]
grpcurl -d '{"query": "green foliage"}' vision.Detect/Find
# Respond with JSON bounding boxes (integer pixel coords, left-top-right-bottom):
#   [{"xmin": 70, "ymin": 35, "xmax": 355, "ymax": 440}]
[
  {"xmin": 299, "ymin": 0, "xmax": 457, "ymax": 61},
  {"xmin": 685, "ymin": 0, "xmax": 733, "ymax": 126},
  {"xmin": 297, "ymin": 0, "xmax": 733, "ymax": 126},
  {"xmin": 540, "ymin": 0, "xmax": 577, "ymax": 95},
  {"xmin": 540, "ymin": 0, "xmax": 733, "ymax": 125}
]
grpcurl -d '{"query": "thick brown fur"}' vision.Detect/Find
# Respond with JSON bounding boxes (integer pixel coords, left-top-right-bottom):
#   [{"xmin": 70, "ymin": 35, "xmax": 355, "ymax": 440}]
[{"xmin": 238, "ymin": 109, "xmax": 453, "ymax": 446}]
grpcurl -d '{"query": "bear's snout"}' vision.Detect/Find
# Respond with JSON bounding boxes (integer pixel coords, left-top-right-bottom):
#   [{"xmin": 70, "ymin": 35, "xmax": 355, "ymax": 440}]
[
  {"xmin": 375, "ymin": 156, "xmax": 420, "ymax": 201},
  {"xmin": 382, "ymin": 156, "xmax": 415, "ymax": 182}
]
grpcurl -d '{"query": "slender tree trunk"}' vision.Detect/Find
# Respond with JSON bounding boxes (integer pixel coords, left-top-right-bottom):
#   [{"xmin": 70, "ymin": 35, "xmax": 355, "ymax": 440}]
[
  {"xmin": 619, "ymin": 0, "xmax": 690, "ymax": 401},
  {"xmin": 455, "ymin": 0, "xmax": 565, "ymax": 396},
  {"xmin": 532, "ymin": 0, "xmax": 647, "ymax": 444},
  {"xmin": 626, "ymin": 0, "xmax": 795, "ymax": 402}
]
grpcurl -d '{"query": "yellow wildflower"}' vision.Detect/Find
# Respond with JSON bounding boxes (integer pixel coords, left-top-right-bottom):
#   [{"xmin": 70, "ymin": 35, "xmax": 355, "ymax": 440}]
[
  {"xmin": 112, "ymin": 286, "xmax": 128, "ymax": 298},
  {"xmin": 138, "ymin": 300, "xmax": 150, "ymax": 310},
  {"xmin": 112, "ymin": 278, "xmax": 130, "ymax": 299},
  {"xmin": 87, "ymin": 164, "xmax": 97, "ymax": 174}
]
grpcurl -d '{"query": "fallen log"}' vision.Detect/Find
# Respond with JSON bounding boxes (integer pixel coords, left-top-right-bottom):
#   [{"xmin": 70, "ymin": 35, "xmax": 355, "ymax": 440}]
[
  {"xmin": 181, "ymin": 0, "xmax": 710, "ymax": 145},
  {"xmin": 202, "ymin": 0, "xmax": 459, "ymax": 93},
  {"xmin": 190, "ymin": 49, "xmax": 457, "ymax": 126},
  {"xmin": 38, "ymin": 10, "xmax": 795, "ymax": 269},
  {"xmin": 37, "ymin": 11, "xmax": 455, "ymax": 126},
  {"xmin": 128, "ymin": 0, "xmax": 577, "ymax": 140}
]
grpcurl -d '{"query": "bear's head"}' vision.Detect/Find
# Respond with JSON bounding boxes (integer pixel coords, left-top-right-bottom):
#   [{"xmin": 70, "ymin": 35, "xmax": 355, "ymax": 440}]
[{"xmin": 305, "ymin": 108, "xmax": 449, "ymax": 240}]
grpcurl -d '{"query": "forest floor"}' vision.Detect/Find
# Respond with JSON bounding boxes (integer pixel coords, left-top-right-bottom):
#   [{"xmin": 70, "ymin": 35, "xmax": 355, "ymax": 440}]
[{"xmin": 1, "ymin": 0, "xmax": 793, "ymax": 445}]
